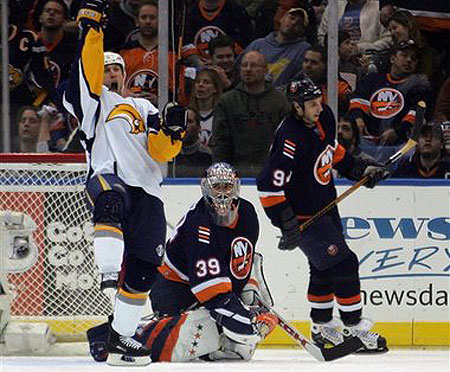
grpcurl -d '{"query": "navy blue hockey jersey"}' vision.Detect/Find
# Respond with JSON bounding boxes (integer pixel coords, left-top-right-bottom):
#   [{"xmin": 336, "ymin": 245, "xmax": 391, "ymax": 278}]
[
  {"xmin": 349, "ymin": 72, "xmax": 430, "ymax": 138},
  {"xmin": 159, "ymin": 197, "xmax": 259, "ymax": 303},
  {"xmin": 257, "ymin": 105, "xmax": 355, "ymax": 227}
]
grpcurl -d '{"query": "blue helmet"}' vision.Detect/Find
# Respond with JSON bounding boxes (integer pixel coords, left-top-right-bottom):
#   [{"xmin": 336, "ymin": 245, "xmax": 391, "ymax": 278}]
[{"xmin": 286, "ymin": 78, "xmax": 322, "ymax": 105}]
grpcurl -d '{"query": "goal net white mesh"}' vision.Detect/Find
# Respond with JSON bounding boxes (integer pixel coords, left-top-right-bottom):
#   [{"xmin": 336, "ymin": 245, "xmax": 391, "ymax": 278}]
[{"xmin": 0, "ymin": 154, "xmax": 110, "ymax": 341}]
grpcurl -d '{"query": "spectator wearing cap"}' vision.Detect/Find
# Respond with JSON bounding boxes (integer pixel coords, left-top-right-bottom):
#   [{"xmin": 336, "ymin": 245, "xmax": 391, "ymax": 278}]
[
  {"xmin": 393, "ymin": 122, "xmax": 450, "ymax": 178},
  {"xmin": 349, "ymin": 39, "xmax": 431, "ymax": 147},
  {"xmin": 238, "ymin": 7, "xmax": 311, "ymax": 87},
  {"xmin": 318, "ymin": 0, "xmax": 392, "ymax": 54},
  {"xmin": 273, "ymin": 0, "xmax": 319, "ymax": 44},
  {"xmin": 210, "ymin": 50, "xmax": 290, "ymax": 177},
  {"xmin": 387, "ymin": 10, "xmax": 441, "ymax": 82}
]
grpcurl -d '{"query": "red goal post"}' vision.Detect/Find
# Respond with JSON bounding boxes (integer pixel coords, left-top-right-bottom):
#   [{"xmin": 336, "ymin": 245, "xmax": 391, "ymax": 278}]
[{"xmin": 0, "ymin": 153, "xmax": 109, "ymax": 342}]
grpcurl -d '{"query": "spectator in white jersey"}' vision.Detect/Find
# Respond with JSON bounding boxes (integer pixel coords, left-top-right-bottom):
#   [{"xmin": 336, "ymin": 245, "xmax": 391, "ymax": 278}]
[
  {"xmin": 189, "ymin": 68, "xmax": 224, "ymax": 149},
  {"xmin": 63, "ymin": 0, "xmax": 187, "ymax": 366}
]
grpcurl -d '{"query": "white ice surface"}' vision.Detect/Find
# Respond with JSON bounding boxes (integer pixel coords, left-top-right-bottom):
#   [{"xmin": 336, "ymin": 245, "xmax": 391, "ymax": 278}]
[{"xmin": 1, "ymin": 348, "xmax": 449, "ymax": 372}]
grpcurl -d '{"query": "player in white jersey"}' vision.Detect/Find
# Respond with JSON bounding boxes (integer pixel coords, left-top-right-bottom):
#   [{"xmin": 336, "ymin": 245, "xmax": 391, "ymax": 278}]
[{"xmin": 63, "ymin": 0, "xmax": 187, "ymax": 366}]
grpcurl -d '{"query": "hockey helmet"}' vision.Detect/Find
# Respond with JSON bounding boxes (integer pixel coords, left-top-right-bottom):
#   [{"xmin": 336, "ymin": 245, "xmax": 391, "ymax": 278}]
[
  {"xmin": 104, "ymin": 52, "xmax": 125, "ymax": 73},
  {"xmin": 201, "ymin": 162, "xmax": 240, "ymax": 226},
  {"xmin": 286, "ymin": 78, "xmax": 322, "ymax": 105}
]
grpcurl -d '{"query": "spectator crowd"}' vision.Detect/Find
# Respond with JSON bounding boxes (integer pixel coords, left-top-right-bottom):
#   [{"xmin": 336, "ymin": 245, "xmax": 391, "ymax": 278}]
[{"xmin": 6, "ymin": 0, "xmax": 450, "ymax": 178}]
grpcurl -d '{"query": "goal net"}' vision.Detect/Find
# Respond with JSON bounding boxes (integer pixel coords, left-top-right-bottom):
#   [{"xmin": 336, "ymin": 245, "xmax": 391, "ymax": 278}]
[{"xmin": 0, "ymin": 154, "xmax": 110, "ymax": 342}]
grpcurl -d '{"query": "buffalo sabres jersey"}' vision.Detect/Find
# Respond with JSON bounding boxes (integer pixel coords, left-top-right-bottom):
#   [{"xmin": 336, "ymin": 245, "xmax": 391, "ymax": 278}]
[
  {"xmin": 349, "ymin": 72, "xmax": 430, "ymax": 138},
  {"xmin": 63, "ymin": 24, "xmax": 180, "ymax": 200},
  {"xmin": 257, "ymin": 105, "xmax": 354, "ymax": 227},
  {"xmin": 159, "ymin": 197, "xmax": 259, "ymax": 304}
]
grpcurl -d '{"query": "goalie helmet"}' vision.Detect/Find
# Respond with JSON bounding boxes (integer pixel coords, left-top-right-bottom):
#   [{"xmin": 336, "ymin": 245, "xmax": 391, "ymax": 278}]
[
  {"xmin": 201, "ymin": 163, "xmax": 240, "ymax": 227},
  {"xmin": 286, "ymin": 77, "xmax": 322, "ymax": 105}
]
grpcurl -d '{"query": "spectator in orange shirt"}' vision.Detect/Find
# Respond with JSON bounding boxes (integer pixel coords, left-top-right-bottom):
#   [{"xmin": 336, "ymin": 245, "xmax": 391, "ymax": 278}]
[{"xmin": 120, "ymin": 0, "xmax": 192, "ymax": 105}]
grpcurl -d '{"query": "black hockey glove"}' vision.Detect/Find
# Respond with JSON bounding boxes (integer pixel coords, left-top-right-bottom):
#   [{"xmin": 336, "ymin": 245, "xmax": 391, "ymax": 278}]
[
  {"xmin": 77, "ymin": 0, "xmax": 109, "ymax": 27},
  {"xmin": 278, "ymin": 207, "xmax": 301, "ymax": 251},
  {"xmin": 363, "ymin": 165, "xmax": 389, "ymax": 188},
  {"xmin": 161, "ymin": 102, "xmax": 187, "ymax": 142}
]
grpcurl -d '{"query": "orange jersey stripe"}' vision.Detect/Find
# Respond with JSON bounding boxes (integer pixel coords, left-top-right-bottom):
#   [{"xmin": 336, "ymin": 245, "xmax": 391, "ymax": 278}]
[
  {"xmin": 333, "ymin": 144, "xmax": 346, "ymax": 164},
  {"xmin": 349, "ymin": 101, "xmax": 370, "ymax": 113},
  {"xmin": 195, "ymin": 281, "xmax": 232, "ymax": 303},
  {"xmin": 336, "ymin": 294, "xmax": 361, "ymax": 305},
  {"xmin": 260, "ymin": 195, "xmax": 286, "ymax": 208},
  {"xmin": 308, "ymin": 293, "xmax": 334, "ymax": 303},
  {"xmin": 158, "ymin": 264, "xmax": 188, "ymax": 284},
  {"xmin": 159, "ymin": 314, "xmax": 188, "ymax": 361},
  {"xmin": 403, "ymin": 113, "xmax": 415, "ymax": 124}
]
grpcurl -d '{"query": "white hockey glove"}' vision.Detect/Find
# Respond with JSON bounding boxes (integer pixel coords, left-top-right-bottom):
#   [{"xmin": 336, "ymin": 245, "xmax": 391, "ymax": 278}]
[
  {"xmin": 161, "ymin": 102, "xmax": 187, "ymax": 142},
  {"xmin": 241, "ymin": 253, "xmax": 274, "ymax": 307}
]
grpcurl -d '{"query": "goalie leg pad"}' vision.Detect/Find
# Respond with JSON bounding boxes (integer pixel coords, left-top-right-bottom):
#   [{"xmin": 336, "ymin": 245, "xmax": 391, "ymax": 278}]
[{"xmin": 208, "ymin": 334, "xmax": 257, "ymax": 361}]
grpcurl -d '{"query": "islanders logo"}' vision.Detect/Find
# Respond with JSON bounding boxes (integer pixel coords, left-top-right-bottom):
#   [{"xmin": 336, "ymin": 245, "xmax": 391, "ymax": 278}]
[
  {"xmin": 194, "ymin": 26, "xmax": 226, "ymax": 58},
  {"xmin": 370, "ymin": 88, "xmax": 404, "ymax": 119},
  {"xmin": 106, "ymin": 104, "xmax": 146, "ymax": 134},
  {"xmin": 230, "ymin": 237, "xmax": 253, "ymax": 280},
  {"xmin": 126, "ymin": 69, "xmax": 158, "ymax": 95},
  {"xmin": 314, "ymin": 144, "xmax": 334, "ymax": 185}
]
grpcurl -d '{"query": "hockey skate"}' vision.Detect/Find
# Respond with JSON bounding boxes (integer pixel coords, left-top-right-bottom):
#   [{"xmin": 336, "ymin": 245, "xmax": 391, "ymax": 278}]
[
  {"xmin": 100, "ymin": 272, "xmax": 118, "ymax": 307},
  {"xmin": 342, "ymin": 318, "xmax": 388, "ymax": 353},
  {"xmin": 106, "ymin": 326, "xmax": 151, "ymax": 366},
  {"xmin": 311, "ymin": 318, "xmax": 344, "ymax": 348}
]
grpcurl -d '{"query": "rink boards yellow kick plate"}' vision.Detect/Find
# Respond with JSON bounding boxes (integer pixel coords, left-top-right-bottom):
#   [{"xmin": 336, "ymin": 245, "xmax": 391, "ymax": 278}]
[{"xmin": 261, "ymin": 321, "xmax": 450, "ymax": 346}]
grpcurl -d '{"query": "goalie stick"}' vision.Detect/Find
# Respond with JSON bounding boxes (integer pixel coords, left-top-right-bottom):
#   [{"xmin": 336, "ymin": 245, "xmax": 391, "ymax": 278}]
[
  {"xmin": 257, "ymin": 295, "xmax": 363, "ymax": 361},
  {"xmin": 299, "ymin": 101, "xmax": 426, "ymax": 232}
]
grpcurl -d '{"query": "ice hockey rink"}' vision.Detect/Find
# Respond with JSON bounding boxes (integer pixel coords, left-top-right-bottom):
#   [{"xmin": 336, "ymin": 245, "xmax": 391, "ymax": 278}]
[{"xmin": 2, "ymin": 348, "xmax": 449, "ymax": 372}]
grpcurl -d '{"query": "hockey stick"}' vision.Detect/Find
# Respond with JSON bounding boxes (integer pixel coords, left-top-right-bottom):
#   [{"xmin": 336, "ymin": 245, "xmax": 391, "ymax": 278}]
[
  {"xmin": 299, "ymin": 101, "xmax": 426, "ymax": 233},
  {"xmin": 257, "ymin": 295, "xmax": 363, "ymax": 361}
]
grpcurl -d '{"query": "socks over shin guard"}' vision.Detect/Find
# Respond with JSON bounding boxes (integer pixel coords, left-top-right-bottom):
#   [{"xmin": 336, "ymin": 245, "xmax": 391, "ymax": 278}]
[
  {"xmin": 93, "ymin": 224, "xmax": 124, "ymax": 273},
  {"xmin": 112, "ymin": 288, "xmax": 148, "ymax": 337}
]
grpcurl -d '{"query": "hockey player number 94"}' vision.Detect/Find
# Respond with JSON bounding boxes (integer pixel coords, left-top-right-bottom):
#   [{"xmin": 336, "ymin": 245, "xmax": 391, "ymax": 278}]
[
  {"xmin": 272, "ymin": 169, "xmax": 292, "ymax": 187},
  {"xmin": 196, "ymin": 258, "xmax": 221, "ymax": 277}
]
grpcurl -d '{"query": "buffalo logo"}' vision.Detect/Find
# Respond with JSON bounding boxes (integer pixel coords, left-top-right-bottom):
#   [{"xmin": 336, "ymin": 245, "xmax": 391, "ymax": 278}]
[
  {"xmin": 370, "ymin": 88, "xmax": 404, "ymax": 119},
  {"xmin": 126, "ymin": 69, "xmax": 158, "ymax": 96},
  {"xmin": 9, "ymin": 64, "xmax": 24, "ymax": 90},
  {"xmin": 327, "ymin": 244, "xmax": 338, "ymax": 256},
  {"xmin": 229, "ymin": 237, "xmax": 253, "ymax": 280},
  {"xmin": 194, "ymin": 26, "xmax": 226, "ymax": 58},
  {"xmin": 106, "ymin": 104, "xmax": 146, "ymax": 134},
  {"xmin": 314, "ymin": 144, "xmax": 334, "ymax": 185}
]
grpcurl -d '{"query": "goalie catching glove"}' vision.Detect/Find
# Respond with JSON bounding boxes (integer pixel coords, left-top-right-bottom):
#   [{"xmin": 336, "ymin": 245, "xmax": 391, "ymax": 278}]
[{"xmin": 161, "ymin": 102, "xmax": 187, "ymax": 142}]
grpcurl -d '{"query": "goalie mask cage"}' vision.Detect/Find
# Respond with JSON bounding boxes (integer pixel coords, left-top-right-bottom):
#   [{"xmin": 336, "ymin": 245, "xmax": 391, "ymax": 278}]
[{"xmin": 0, "ymin": 153, "xmax": 110, "ymax": 342}]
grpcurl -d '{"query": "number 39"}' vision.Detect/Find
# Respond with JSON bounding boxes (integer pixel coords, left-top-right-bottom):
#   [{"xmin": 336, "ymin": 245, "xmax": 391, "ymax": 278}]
[{"xmin": 196, "ymin": 258, "xmax": 220, "ymax": 277}]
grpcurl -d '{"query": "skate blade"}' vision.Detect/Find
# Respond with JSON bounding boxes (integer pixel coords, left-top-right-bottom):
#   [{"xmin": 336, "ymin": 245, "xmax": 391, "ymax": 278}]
[
  {"xmin": 356, "ymin": 346, "xmax": 389, "ymax": 354},
  {"xmin": 106, "ymin": 353, "xmax": 151, "ymax": 366}
]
